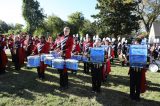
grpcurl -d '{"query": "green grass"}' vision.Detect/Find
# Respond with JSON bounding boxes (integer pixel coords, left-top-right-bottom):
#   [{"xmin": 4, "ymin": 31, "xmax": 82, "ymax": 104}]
[{"xmin": 0, "ymin": 53, "xmax": 160, "ymax": 106}]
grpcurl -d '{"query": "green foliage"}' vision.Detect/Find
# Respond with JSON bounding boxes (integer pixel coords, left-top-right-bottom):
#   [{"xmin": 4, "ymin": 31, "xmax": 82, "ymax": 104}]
[
  {"xmin": 93, "ymin": 0, "xmax": 141, "ymax": 38},
  {"xmin": 136, "ymin": 0, "xmax": 160, "ymax": 33},
  {"xmin": 0, "ymin": 20, "xmax": 10, "ymax": 34},
  {"xmin": 80, "ymin": 20, "xmax": 96, "ymax": 36},
  {"xmin": 33, "ymin": 27, "xmax": 46, "ymax": 36},
  {"xmin": 22, "ymin": 0, "xmax": 45, "ymax": 34},
  {"xmin": 45, "ymin": 15, "xmax": 64, "ymax": 36},
  {"xmin": 68, "ymin": 12, "xmax": 85, "ymax": 34}
]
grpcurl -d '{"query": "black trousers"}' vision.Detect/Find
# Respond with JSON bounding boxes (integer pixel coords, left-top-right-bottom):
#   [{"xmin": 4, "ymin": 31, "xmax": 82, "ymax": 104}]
[
  {"xmin": 59, "ymin": 69, "xmax": 68, "ymax": 88},
  {"xmin": 130, "ymin": 67, "xmax": 142, "ymax": 99},
  {"xmin": 84, "ymin": 62, "xmax": 90, "ymax": 73},
  {"xmin": 13, "ymin": 54, "xmax": 20, "ymax": 70},
  {"xmin": 91, "ymin": 64, "xmax": 102, "ymax": 92},
  {"xmin": 37, "ymin": 67, "xmax": 45, "ymax": 79}
]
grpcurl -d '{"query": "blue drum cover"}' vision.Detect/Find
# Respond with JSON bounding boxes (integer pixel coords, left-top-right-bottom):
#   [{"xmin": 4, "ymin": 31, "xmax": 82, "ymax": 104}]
[
  {"xmin": 27, "ymin": 56, "xmax": 40, "ymax": 67},
  {"xmin": 41, "ymin": 54, "xmax": 53, "ymax": 61},
  {"xmin": 50, "ymin": 51, "xmax": 60, "ymax": 58},
  {"xmin": 129, "ymin": 45, "xmax": 147, "ymax": 67},
  {"xmin": 65, "ymin": 59, "xmax": 78, "ymax": 70},
  {"xmin": 90, "ymin": 47, "xmax": 105, "ymax": 63},
  {"xmin": 52, "ymin": 59, "xmax": 65, "ymax": 69},
  {"xmin": 44, "ymin": 57, "xmax": 54, "ymax": 66},
  {"xmin": 101, "ymin": 45, "xmax": 108, "ymax": 50},
  {"xmin": 82, "ymin": 56, "xmax": 88, "ymax": 62},
  {"xmin": 71, "ymin": 55, "xmax": 82, "ymax": 61}
]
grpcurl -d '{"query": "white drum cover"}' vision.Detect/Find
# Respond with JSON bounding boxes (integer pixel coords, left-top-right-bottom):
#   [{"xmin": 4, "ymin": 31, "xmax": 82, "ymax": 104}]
[{"xmin": 149, "ymin": 64, "xmax": 158, "ymax": 72}]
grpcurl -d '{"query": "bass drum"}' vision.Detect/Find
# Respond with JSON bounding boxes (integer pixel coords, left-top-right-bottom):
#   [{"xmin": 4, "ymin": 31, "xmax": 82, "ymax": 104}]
[{"xmin": 149, "ymin": 64, "xmax": 158, "ymax": 73}]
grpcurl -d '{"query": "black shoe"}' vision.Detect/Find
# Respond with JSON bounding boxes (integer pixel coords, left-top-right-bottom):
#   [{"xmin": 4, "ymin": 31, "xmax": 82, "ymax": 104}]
[
  {"xmin": 96, "ymin": 88, "xmax": 101, "ymax": 93},
  {"xmin": 0, "ymin": 70, "xmax": 6, "ymax": 75},
  {"xmin": 135, "ymin": 97, "xmax": 140, "ymax": 102},
  {"xmin": 59, "ymin": 86, "xmax": 68, "ymax": 91},
  {"xmin": 130, "ymin": 95, "xmax": 136, "ymax": 100},
  {"xmin": 135, "ymin": 95, "xmax": 141, "ymax": 102}
]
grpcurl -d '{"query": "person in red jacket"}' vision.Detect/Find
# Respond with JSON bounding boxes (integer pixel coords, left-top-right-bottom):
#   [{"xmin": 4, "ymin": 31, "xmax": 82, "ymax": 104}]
[
  {"xmin": 26, "ymin": 35, "xmax": 38, "ymax": 56},
  {"xmin": 0, "ymin": 35, "xmax": 8, "ymax": 74},
  {"xmin": 52, "ymin": 33, "xmax": 63, "ymax": 50},
  {"xmin": 72, "ymin": 39, "xmax": 81, "ymax": 55},
  {"xmin": 12, "ymin": 36, "xmax": 25, "ymax": 70},
  {"xmin": 58, "ymin": 27, "xmax": 73, "ymax": 90},
  {"xmin": 34, "ymin": 36, "xmax": 50, "ymax": 80}
]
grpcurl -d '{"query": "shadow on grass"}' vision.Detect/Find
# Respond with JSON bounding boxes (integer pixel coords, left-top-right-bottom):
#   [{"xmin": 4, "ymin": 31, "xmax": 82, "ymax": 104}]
[
  {"xmin": 95, "ymin": 88, "xmax": 160, "ymax": 106},
  {"xmin": 0, "ymin": 65, "xmax": 69, "ymax": 100},
  {"xmin": 0, "ymin": 54, "xmax": 160, "ymax": 105}
]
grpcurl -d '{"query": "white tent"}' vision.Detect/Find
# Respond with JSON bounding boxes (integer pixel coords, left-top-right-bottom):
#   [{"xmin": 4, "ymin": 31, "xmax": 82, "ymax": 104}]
[{"xmin": 148, "ymin": 22, "xmax": 160, "ymax": 44}]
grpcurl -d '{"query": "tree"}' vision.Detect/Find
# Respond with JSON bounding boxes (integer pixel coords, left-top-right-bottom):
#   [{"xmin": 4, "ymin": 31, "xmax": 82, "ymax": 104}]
[
  {"xmin": 22, "ymin": 0, "xmax": 45, "ymax": 34},
  {"xmin": 136, "ymin": 0, "xmax": 160, "ymax": 33},
  {"xmin": 14, "ymin": 23, "xmax": 23, "ymax": 30},
  {"xmin": 0, "ymin": 20, "xmax": 9, "ymax": 34},
  {"xmin": 45, "ymin": 15, "xmax": 64, "ymax": 36},
  {"xmin": 68, "ymin": 12, "xmax": 85, "ymax": 34},
  {"xmin": 80, "ymin": 19, "xmax": 96, "ymax": 36},
  {"xmin": 93, "ymin": 0, "xmax": 141, "ymax": 38}
]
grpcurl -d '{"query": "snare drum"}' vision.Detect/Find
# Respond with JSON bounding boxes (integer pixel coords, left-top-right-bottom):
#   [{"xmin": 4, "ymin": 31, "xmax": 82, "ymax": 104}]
[
  {"xmin": 41, "ymin": 54, "xmax": 53, "ymax": 61},
  {"xmin": 44, "ymin": 57, "xmax": 54, "ymax": 66},
  {"xmin": 82, "ymin": 56, "xmax": 88, "ymax": 62},
  {"xmin": 52, "ymin": 59, "xmax": 65, "ymax": 69},
  {"xmin": 27, "ymin": 55, "xmax": 40, "ymax": 67},
  {"xmin": 50, "ymin": 51, "xmax": 60, "ymax": 58},
  {"xmin": 65, "ymin": 59, "xmax": 78, "ymax": 70},
  {"xmin": 71, "ymin": 55, "xmax": 82, "ymax": 61}
]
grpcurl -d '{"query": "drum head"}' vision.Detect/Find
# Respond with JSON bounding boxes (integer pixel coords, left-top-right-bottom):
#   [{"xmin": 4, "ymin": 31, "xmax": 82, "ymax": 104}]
[
  {"xmin": 149, "ymin": 64, "xmax": 158, "ymax": 73},
  {"xmin": 65, "ymin": 59, "xmax": 78, "ymax": 63},
  {"xmin": 45, "ymin": 57, "xmax": 54, "ymax": 60}
]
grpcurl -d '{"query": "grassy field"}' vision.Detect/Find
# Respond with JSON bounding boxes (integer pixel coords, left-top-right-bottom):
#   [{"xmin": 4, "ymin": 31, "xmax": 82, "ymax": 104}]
[{"xmin": 0, "ymin": 52, "xmax": 160, "ymax": 106}]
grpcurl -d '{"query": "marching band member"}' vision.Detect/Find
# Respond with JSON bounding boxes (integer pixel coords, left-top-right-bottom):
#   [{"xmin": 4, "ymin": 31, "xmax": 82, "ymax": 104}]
[
  {"xmin": 129, "ymin": 38, "xmax": 147, "ymax": 101},
  {"xmin": 83, "ymin": 34, "xmax": 93, "ymax": 74},
  {"xmin": 0, "ymin": 35, "xmax": 8, "ymax": 74},
  {"xmin": 34, "ymin": 36, "xmax": 40, "ymax": 45},
  {"xmin": 102, "ymin": 38, "xmax": 112, "ymax": 81},
  {"xmin": 113, "ymin": 39, "xmax": 118, "ymax": 58},
  {"xmin": 12, "ymin": 36, "xmax": 25, "ymax": 70},
  {"xmin": 27, "ymin": 35, "xmax": 38, "ymax": 56},
  {"xmin": 72, "ymin": 38, "xmax": 81, "ymax": 55},
  {"xmin": 35, "ymin": 36, "xmax": 50, "ymax": 80},
  {"xmin": 91, "ymin": 38, "xmax": 102, "ymax": 93},
  {"xmin": 52, "ymin": 33, "xmax": 63, "ymax": 51},
  {"xmin": 58, "ymin": 27, "xmax": 74, "ymax": 89},
  {"xmin": 121, "ymin": 42, "xmax": 128, "ymax": 66},
  {"xmin": 8, "ymin": 34, "xmax": 14, "ymax": 62}
]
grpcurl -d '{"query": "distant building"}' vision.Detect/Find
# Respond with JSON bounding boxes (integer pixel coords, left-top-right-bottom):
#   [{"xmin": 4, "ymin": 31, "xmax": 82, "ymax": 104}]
[{"xmin": 148, "ymin": 22, "xmax": 160, "ymax": 44}]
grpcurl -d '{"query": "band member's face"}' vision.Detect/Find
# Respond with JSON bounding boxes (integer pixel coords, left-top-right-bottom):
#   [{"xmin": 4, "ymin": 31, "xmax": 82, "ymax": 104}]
[
  {"xmin": 15, "ymin": 37, "xmax": 20, "ymax": 42},
  {"xmin": 105, "ymin": 41, "xmax": 109, "ymax": 45},
  {"xmin": 86, "ymin": 38, "xmax": 90, "ymax": 42},
  {"xmin": 41, "ymin": 38, "xmax": 45, "ymax": 43},
  {"xmin": 134, "ymin": 41, "xmax": 139, "ymax": 45},
  {"xmin": 64, "ymin": 29, "xmax": 70, "ymax": 36}
]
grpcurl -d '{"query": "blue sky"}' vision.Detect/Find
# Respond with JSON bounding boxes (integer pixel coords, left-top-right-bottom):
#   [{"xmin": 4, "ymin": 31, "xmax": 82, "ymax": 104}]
[{"xmin": 0, "ymin": 0, "xmax": 98, "ymax": 25}]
